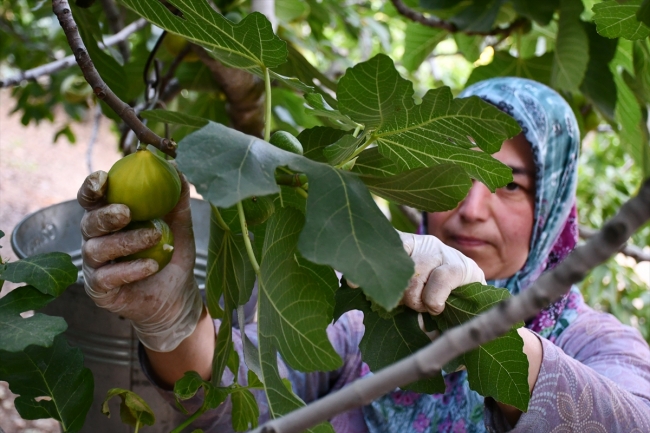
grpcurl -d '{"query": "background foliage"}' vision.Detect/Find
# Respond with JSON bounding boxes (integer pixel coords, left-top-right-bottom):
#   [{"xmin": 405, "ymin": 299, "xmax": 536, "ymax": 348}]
[{"xmin": 1, "ymin": 0, "xmax": 648, "ymax": 431}]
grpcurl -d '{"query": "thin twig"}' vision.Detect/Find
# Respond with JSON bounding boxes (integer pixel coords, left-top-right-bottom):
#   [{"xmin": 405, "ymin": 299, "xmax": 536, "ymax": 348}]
[
  {"xmin": 252, "ymin": 178, "xmax": 650, "ymax": 433},
  {"xmin": 86, "ymin": 102, "xmax": 102, "ymax": 174},
  {"xmin": 390, "ymin": 0, "xmax": 528, "ymax": 36},
  {"xmin": 579, "ymin": 225, "xmax": 650, "ymax": 262},
  {"xmin": 52, "ymin": 1, "xmax": 176, "ymax": 157},
  {"xmin": 0, "ymin": 18, "xmax": 146, "ymax": 88}
]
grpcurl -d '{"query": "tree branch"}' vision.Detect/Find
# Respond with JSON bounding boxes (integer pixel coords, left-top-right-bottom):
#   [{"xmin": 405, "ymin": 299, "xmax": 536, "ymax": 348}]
[
  {"xmin": 579, "ymin": 225, "xmax": 650, "ymax": 262},
  {"xmin": 51, "ymin": 1, "xmax": 176, "ymax": 157},
  {"xmin": 252, "ymin": 178, "xmax": 650, "ymax": 433},
  {"xmin": 390, "ymin": 0, "xmax": 528, "ymax": 36},
  {"xmin": 0, "ymin": 18, "xmax": 146, "ymax": 88}
]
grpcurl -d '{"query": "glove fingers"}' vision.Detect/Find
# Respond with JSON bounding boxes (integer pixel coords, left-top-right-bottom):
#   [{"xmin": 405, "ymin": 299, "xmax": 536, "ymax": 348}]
[
  {"xmin": 89, "ymin": 259, "xmax": 159, "ymax": 295},
  {"xmin": 77, "ymin": 171, "xmax": 108, "ymax": 210},
  {"xmin": 422, "ymin": 265, "xmax": 461, "ymax": 315},
  {"xmin": 82, "ymin": 227, "xmax": 161, "ymax": 267},
  {"xmin": 81, "ymin": 204, "xmax": 131, "ymax": 240}
]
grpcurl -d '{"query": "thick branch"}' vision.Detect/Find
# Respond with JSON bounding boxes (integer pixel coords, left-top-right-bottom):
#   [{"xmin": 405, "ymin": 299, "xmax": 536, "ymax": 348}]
[
  {"xmin": 51, "ymin": 1, "xmax": 176, "ymax": 157},
  {"xmin": 390, "ymin": 0, "xmax": 528, "ymax": 36},
  {"xmin": 0, "ymin": 18, "xmax": 146, "ymax": 88},
  {"xmin": 579, "ymin": 225, "xmax": 650, "ymax": 262},
  {"xmin": 252, "ymin": 178, "xmax": 650, "ymax": 433},
  {"xmin": 195, "ymin": 48, "xmax": 265, "ymax": 137}
]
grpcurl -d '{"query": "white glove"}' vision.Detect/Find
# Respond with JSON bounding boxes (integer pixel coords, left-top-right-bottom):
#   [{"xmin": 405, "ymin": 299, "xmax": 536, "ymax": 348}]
[
  {"xmin": 398, "ymin": 231, "xmax": 486, "ymax": 315},
  {"xmin": 78, "ymin": 171, "xmax": 204, "ymax": 352}
]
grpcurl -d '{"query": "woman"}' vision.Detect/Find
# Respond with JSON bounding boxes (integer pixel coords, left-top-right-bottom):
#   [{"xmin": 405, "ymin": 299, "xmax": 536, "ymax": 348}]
[{"xmin": 78, "ymin": 77, "xmax": 650, "ymax": 432}]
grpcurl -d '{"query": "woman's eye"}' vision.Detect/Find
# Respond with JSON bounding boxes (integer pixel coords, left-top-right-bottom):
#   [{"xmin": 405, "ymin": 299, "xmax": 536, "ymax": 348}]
[{"xmin": 504, "ymin": 182, "xmax": 520, "ymax": 191}]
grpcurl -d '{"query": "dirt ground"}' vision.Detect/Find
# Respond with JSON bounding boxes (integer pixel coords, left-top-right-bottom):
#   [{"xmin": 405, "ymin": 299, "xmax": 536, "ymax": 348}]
[{"xmin": 0, "ymin": 89, "xmax": 122, "ymax": 433}]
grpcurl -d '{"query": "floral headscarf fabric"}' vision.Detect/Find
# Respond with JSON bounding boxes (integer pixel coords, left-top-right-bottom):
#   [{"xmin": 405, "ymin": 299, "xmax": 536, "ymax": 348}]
[{"xmin": 363, "ymin": 77, "xmax": 587, "ymax": 432}]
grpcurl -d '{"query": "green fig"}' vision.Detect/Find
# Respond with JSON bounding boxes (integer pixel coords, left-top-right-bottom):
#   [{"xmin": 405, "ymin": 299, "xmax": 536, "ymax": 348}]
[
  {"xmin": 107, "ymin": 148, "xmax": 182, "ymax": 221},
  {"xmin": 242, "ymin": 195, "xmax": 275, "ymax": 226},
  {"xmin": 269, "ymin": 131, "xmax": 303, "ymax": 155},
  {"xmin": 117, "ymin": 218, "xmax": 174, "ymax": 270}
]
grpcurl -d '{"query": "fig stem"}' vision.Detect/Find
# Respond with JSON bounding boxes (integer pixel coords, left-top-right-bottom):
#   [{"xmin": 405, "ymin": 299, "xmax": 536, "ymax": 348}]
[
  {"xmin": 210, "ymin": 204, "xmax": 230, "ymax": 232},
  {"xmin": 236, "ymin": 201, "xmax": 261, "ymax": 276},
  {"xmin": 52, "ymin": 0, "xmax": 177, "ymax": 157},
  {"xmin": 264, "ymin": 67, "xmax": 272, "ymax": 142}
]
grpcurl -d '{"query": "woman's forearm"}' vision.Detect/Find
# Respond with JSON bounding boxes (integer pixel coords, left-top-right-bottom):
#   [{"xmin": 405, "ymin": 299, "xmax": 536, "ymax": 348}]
[{"xmin": 145, "ymin": 306, "xmax": 216, "ymax": 387}]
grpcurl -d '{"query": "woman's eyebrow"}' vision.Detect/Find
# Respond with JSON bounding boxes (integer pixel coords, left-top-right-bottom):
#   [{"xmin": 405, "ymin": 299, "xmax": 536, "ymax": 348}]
[{"xmin": 510, "ymin": 165, "xmax": 532, "ymax": 176}]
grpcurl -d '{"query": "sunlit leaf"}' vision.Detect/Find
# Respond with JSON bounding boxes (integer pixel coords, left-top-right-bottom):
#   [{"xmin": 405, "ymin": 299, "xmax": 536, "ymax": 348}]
[
  {"xmin": 338, "ymin": 54, "xmax": 519, "ymax": 190},
  {"xmin": 593, "ymin": 0, "xmax": 650, "ymax": 40},
  {"xmin": 120, "ymin": 1, "xmax": 287, "ymax": 75},
  {"xmin": 402, "ymin": 23, "xmax": 447, "ymax": 72}
]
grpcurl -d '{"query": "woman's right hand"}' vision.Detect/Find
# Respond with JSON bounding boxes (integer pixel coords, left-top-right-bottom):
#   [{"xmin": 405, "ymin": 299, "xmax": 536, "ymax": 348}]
[{"xmin": 78, "ymin": 170, "xmax": 204, "ymax": 353}]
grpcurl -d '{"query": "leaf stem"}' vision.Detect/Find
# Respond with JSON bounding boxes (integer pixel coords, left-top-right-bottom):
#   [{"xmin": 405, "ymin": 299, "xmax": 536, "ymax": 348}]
[
  {"xmin": 336, "ymin": 136, "xmax": 376, "ymax": 168},
  {"xmin": 134, "ymin": 420, "xmax": 140, "ymax": 433},
  {"xmin": 294, "ymin": 187, "xmax": 309, "ymax": 200},
  {"xmin": 236, "ymin": 201, "xmax": 261, "ymax": 276},
  {"xmin": 170, "ymin": 407, "xmax": 206, "ymax": 433},
  {"xmin": 211, "ymin": 204, "xmax": 230, "ymax": 231},
  {"xmin": 264, "ymin": 67, "xmax": 272, "ymax": 142}
]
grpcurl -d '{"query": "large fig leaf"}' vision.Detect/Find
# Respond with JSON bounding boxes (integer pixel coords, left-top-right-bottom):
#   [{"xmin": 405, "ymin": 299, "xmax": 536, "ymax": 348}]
[
  {"xmin": 337, "ymin": 54, "xmax": 519, "ymax": 191},
  {"xmin": 1, "ymin": 252, "xmax": 77, "ymax": 297},
  {"xmin": 256, "ymin": 206, "xmax": 336, "ymax": 433},
  {"xmin": 0, "ymin": 285, "xmax": 67, "ymax": 353},
  {"xmin": 334, "ymin": 286, "xmax": 445, "ymax": 394},
  {"xmin": 402, "ymin": 23, "xmax": 447, "ymax": 73},
  {"xmin": 120, "ymin": 0, "xmax": 305, "ymax": 89},
  {"xmin": 593, "ymin": 0, "xmax": 650, "ymax": 40},
  {"xmin": 177, "ymin": 122, "xmax": 414, "ymax": 310},
  {"xmin": 335, "ymin": 282, "xmax": 530, "ymax": 410},
  {"xmin": 359, "ymin": 164, "xmax": 472, "ymax": 212},
  {"xmin": 206, "ymin": 205, "xmax": 256, "ymax": 385},
  {"xmin": 551, "ymin": 0, "xmax": 588, "ymax": 93},
  {"xmin": 258, "ymin": 206, "xmax": 341, "ymax": 372},
  {"xmin": 434, "ymin": 283, "xmax": 530, "ymax": 411},
  {"xmin": 0, "ymin": 335, "xmax": 93, "ymax": 432}
]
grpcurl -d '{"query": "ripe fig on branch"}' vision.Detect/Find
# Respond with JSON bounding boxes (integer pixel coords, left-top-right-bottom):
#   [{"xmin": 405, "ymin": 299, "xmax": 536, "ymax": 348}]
[
  {"xmin": 106, "ymin": 148, "xmax": 181, "ymax": 221},
  {"xmin": 117, "ymin": 218, "xmax": 174, "ymax": 270}
]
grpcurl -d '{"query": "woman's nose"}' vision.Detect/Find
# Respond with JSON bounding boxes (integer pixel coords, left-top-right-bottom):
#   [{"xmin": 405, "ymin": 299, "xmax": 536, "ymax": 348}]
[{"xmin": 457, "ymin": 180, "xmax": 491, "ymax": 222}]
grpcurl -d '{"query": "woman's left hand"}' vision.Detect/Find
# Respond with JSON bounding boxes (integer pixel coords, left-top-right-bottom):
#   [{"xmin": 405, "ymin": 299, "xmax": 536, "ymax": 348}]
[{"xmin": 398, "ymin": 231, "xmax": 486, "ymax": 315}]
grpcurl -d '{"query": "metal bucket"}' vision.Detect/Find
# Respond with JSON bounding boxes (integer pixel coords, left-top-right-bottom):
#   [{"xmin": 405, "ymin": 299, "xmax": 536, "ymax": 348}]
[{"xmin": 11, "ymin": 198, "xmax": 210, "ymax": 432}]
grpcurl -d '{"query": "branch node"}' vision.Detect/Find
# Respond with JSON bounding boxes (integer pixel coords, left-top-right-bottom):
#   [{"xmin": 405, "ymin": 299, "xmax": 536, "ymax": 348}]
[{"xmin": 469, "ymin": 327, "xmax": 480, "ymax": 341}]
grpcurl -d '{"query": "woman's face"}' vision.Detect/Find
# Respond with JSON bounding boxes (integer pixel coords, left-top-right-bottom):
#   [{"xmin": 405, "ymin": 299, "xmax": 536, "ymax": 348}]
[{"xmin": 428, "ymin": 133, "xmax": 536, "ymax": 280}]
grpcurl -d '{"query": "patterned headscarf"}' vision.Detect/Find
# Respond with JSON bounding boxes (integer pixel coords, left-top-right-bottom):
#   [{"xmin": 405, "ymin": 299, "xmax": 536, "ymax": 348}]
[
  {"xmin": 457, "ymin": 77, "xmax": 582, "ymax": 338},
  {"xmin": 364, "ymin": 78, "xmax": 587, "ymax": 433}
]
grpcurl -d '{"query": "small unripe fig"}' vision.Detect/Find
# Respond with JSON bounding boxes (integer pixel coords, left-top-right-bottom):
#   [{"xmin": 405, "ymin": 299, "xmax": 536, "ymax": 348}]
[
  {"xmin": 242, "ymin": 195, "xmax": 275, "ymax": 226},
  {"xmin": 269, "ymin": 131, "xmax": 303, "ymax": 155},
  {"xmin": 163, "ymin": 33, "xmax": 200, "ymax": 62},
  {"xmin": 117, "ymin": 218, "xmax": 174, "ymax": 270},
  {"xmin": 107, "ymin": 148, "xmax": 181, "ymax": 221}
]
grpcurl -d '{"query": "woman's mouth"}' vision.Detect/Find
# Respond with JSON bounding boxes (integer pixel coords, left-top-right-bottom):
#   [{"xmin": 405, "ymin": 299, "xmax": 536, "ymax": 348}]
[{"xmin": 451, "ymin": 235, "xmax": 488, "ymax": 248}]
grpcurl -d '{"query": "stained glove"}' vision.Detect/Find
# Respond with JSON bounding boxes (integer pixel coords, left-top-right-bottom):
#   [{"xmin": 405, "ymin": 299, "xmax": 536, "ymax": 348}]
[
  {"xmin": 398, "ymin": 231, "xmax": 486, "ymax": 315},
  {"xmin": 78, "ymin": 170, "xmax": 204, "ymax": 352}
]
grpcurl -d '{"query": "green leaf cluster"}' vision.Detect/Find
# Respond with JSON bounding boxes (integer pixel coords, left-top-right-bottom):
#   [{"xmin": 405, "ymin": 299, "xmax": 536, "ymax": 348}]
[{"xmin": 0, "ymin": 238, "xmax": 93, "ymax": 432}]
